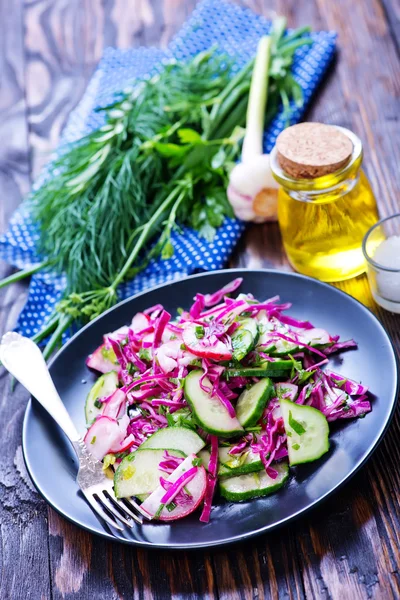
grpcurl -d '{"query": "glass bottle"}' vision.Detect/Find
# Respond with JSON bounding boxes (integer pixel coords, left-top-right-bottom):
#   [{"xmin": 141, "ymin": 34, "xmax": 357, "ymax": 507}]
[{"xmin": 270, "ymin": 126, "xmax": 379, "ymax": 282}]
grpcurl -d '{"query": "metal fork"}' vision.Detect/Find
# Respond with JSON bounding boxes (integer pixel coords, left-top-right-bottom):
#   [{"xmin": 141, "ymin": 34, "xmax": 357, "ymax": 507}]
[{"xmin": 0, "ymin": 332, "xmax": 148, "ymax": 531}]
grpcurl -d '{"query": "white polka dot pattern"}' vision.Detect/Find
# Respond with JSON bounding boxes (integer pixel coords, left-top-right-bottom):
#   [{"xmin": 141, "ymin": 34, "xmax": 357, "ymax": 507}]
[{"xmin": 0, "ymin": 0, "xmax": 336, "ymax": 340}]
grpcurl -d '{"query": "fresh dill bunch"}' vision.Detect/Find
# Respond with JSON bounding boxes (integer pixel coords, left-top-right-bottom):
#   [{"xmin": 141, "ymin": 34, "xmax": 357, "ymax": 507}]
[
  {"xmin": 33, "ymin": 48, "xmax": 234, "ymax": 295},
  {"xmin": 0, "ymin": 21, "xmax": 313, "ymax": 357}
]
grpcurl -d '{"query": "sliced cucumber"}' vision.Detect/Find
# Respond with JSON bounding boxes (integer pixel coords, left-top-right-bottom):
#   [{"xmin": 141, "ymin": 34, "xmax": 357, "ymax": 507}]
[
  {"xmin": 266, "ymin": 337, "xmax": 300, "ymax": 356},
  {"xmin": 236, "ymin": 378, "xmax": 273, "ymax": 427},
  {"xmin": 136, "ymin": 493, "xmax": 149, "ymax": 503},
  {"xmin": 231, "ymin": 318, "xmax": 258, "ymax": 361},
  {"xmin": 184, "ymin": 370, "xmax": 244, "ymax": 438},
  {"xmin": 114, "ymin": 448, "xmax": 185, "ymax": 498},
  {"xmin": 198, "ymin": 449, "xmax": 231, "ymax": 476},
  {"xmin": 219, "ymin": 446, "xmax": 263, "ymax": 475},
  {"xmin": 219, "ymin": 462, "xmax": 289, "ymax": 501},
  {"xmin": 198, "ymin": 448, "xmax": 232, "ymax": 476},
  {"xmin": 226, "ymin": 359, "xmax": 293, "ymax": 379},
  {"xmin": 199, "ymin": 447, "xmax": 263, "ymax": 476},
  {"xmin": 260, "ymin": 328, "xmax": 332, "ymax": 356},
  {"xmin": 85, "ymin": 371, "xmax": 119, "ymax": 425},
  {"xmin": 280, "ymin": 398, "xmax": 329, "ymax": 465},
  {"xmin": 140, "ymin": 426, "xmax": 205, "ymax": 455}
]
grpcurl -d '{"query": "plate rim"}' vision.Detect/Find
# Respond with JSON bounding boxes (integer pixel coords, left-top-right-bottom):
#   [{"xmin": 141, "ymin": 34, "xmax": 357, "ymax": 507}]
[{"xmin": 22, "ymin": 268, "xmax": 399, "ymax": 549}]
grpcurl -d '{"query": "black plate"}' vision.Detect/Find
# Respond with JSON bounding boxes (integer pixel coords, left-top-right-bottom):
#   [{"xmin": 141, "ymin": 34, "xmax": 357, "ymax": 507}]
[{"xmin": 22, "ymin": 270, "xmax": 398, "ymax": 549}]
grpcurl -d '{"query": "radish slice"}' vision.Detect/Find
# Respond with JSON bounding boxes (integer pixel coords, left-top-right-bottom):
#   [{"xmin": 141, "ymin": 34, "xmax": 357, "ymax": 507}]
[
  {"xmin": 131, "ymin": 312, "xmax": 150, "ymax": 332},
  {"xmin": 141, "ymin": 454, "xmax": 207, "ymax": 521},
  {"xmin": 86, "ymin": 343, "xmax": 119, "ymax": 374},
  {"xmin": 142, "ymin": 332, "xmax": 155, "ymax": 348},
  {"xmin": 111, "ymin": 433, "xmax": 136, "ymax": 453},
  {"xmin": 84, "ymin": 415, "xmax": 129, "ymax": 460},
  {"xmin": 103, "ymin": 325, "xmax": 129, "ymax": 343},
  {"xmin": 275, "ymin": 382, "xmax": 298, "ymax": 401},
  {"xmin": 102, "ymin": 389, "xmax": 127, "ymax": 419},
  {"xmin": 155, "ymin": 340, "xmax": 180, "ymax": 374},
  {"xmin": 299, "ymin": 328, "xmax": 331, "ymax": 346},
  {"xmin": 182, "ymin": 323, "xmax": 232, "ymax": 361}
]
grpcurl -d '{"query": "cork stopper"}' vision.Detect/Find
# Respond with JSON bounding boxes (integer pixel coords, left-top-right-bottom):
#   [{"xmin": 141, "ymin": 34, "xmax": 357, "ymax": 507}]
[{"xmin": 276, "ymin": 122, "xmax": 353, "ymax": 179}]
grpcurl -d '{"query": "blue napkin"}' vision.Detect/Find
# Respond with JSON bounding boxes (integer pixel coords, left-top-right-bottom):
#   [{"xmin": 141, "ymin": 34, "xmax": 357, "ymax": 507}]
[{"xmin": 0, "ymin": 0, "xmax": 336, "ymax": 339}]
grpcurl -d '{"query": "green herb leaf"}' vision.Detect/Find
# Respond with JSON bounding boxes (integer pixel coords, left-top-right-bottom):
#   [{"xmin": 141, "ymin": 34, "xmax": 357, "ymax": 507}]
[
  {"xmin": 195, "ymin": 325, "xmax": 205, "ymax": 339},
  {"xmin": 177, "ymin": 128, "xmax": 203, "ymax": 144},
  {"xmin": 288, "ymin": 410, "xmax": 306, "ymax": 435},
  {"xmin": 138, "ymin": 348, "xmax": 152, "ymax": 362},
  {"xmin": 154, "ymin": 142, "xmax": 188, "ymax": 158},
  {"xmin": 161, "ymin": 240, "xmax": 174, "ymax": 260}
]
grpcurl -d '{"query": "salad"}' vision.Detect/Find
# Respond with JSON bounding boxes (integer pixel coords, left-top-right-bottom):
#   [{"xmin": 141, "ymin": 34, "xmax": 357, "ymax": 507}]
[{"xmin": 83, "ymin": 278, "xmax": 371, "ymax": 522}]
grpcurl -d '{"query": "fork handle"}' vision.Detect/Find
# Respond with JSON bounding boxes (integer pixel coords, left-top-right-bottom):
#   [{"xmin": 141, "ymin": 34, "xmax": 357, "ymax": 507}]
[{"xmin": 0, "ymin": 333, "xmax": 80, "ymax": 443}]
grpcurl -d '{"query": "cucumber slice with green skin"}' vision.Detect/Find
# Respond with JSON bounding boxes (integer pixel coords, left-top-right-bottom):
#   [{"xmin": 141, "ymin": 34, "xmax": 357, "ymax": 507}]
[
  {"xmin": 184, "ymin": 370, "xmax": 244, "ymax": 438},
  {"xmin": 264, "ymin": 338, "xmax": 300, "ymax": 357},
  {"xmin": 198, "ymin": 449, "xmax": 232, "ymax": 476},
  {"xmin": 219, "ymin": 462, "xmax": 289, "ymax": 501},
  {"xmin": 140, "ymin": 427, "xmax": 205, "ymax": 455},
  {"xmin": 231, "ymin": 318, "xmax": 259, "ymax": 361},
  {"xmin": 219, "ymin": 447, "xmax": 263, "ymax": 475},
  {"xmin": 225, "ymin": 359, "xmax": 293, "ymax": 379},
  {"xmin": 280, "ymin": 398, "xmax": 329, "ymax": 465},
  {"xmin": 260, "ymin": 328, "xmax": 332, "ymax": 357},
  {"xmin": 236, "ymin": 378, "xmax": 274, "ymax": 427},
  {"xmin": 199, "ymin": 447, "xmax": 263, "ymax": 476},
  {"xmin": 85, "ymin": 371, "xmax": 119, "ymax": 425},
  {"xmin": 114, "ymin": 448, "xmax": 185, "ymax": 498},
  {"xmin": 136, "ymin": 493, "xmax": 149, "ymax": 503}
]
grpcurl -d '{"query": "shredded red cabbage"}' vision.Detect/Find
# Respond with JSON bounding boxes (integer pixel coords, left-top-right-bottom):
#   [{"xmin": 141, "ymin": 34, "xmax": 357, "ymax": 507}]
[
  {"xmin": 203, "ymin": 278, "xmax": 243, "ymax": 307},
  {"xmin": 160, "ymin": 466, "xmax": 198, "ymax": 505},
  {"xmin": 153, "ymin": 310, "xmax": 171, "ymax": 348},
  {"xmin": 158, "ymin": 451, "xmax": 185, "ymax": 474},
  {"xmin": 325, "ymin": 369, "xmax": 368, "ymax": 395},
  {"xmin": 85, "ymin": 279, "xmax": 372, "ymax": 524},
  {"xmin": 199, "ymin": 436, "xmax": 218, "ymax": 523},
  {"xmin": 144, "ymin": 303, "xmax": 163, "ymax": 316},
  {"xmin": 324, "ymin": 339, "xmax": 357, "ymax": 354}
]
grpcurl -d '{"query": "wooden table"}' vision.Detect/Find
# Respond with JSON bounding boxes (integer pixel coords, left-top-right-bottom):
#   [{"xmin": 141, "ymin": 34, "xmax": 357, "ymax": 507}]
[{"xmin": 1, "ymin": 1, "xmax": 399, "ymax": 598}]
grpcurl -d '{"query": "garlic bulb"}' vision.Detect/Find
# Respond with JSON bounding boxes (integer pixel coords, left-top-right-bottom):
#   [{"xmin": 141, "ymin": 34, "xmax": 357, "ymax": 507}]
[{"xmin": 227, "ymin": 154, "xmax": 279, "ymax": 222}]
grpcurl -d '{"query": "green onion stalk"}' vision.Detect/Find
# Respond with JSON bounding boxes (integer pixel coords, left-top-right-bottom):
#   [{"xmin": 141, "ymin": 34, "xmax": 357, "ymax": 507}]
[
  {"xmin": 0, "ymin": 18, "xmax": 312, "ymax": 359},
  {"xmin": 227, "ymin": 18, "xmax": 309, "ymax": 223}
]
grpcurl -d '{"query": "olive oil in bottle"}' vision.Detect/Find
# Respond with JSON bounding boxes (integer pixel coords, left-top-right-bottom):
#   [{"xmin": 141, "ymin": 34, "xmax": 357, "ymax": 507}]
[{"xmin": 271, "ymin": 123, "xmax": 379, "ymax": 282}]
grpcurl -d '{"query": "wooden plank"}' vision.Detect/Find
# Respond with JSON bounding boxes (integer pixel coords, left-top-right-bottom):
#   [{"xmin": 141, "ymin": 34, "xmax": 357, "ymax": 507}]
[
  {"xmin": 0, "ymin": 0, "xmax": 399, "ymax": 599},
  {"xmin": 24, "ymin": 0, "xmax": 116, "ymax": 178},
  {"xmin": 211, "ymin": 533, "xmax": 305, "ymax": 600},
  {"xmin": 24, "ymin": 0, "xmax": 198, "ymax": 180},
  {"xmin": 0, "ymin": 0, "xmax": 52, "ymax": 598},
  {"xmin": 380, "ymin": 0, "xmax": 400, "ymax": 52}
]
